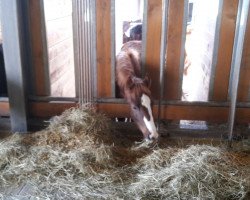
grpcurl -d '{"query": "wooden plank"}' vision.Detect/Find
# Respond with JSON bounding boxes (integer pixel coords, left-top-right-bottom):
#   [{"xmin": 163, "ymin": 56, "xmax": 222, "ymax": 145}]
[
  {"xmin": 0, "ymin": 102, "xmax": 10, "ymax": 116},
  {"xmin": 145, "ymin": 0, "xmax": 162, "ymax": 99},
  {"xmin": 97, "ymin": 103, "xmax": 130, "ymax": 117},
  {"xmin": 29, "ymin": 0, "xmax": 50, "ymax": 95},
  {"xmin": 29, "ymin": 102, "xmax": 250, "ymax": 123},
  {"xmin": 96, "ymin": 0, "xmax": 112, "ymax": 97},
  {"xmin": 29, "ymin": 102, "xmax": 77, "ymax": 118},
  {"xmin": 238, "ymin": 10, "xmax": 250, "ymax": 101},
  {"xmin": 98, "ymin": 103, "xmax": 250, "ymax": 123},
  {"xmin": 236, "ymin": 107, "xmax": 250, "ymax": 123},
  {"xmin": 97, "ymin": 103, "xmax": 228, "ymax": 122},
  {"xmin": 165, "ymin": 0, "xmax": 185, "ymax": 100},
  {"xmin": 212, "ymin": 0, "xmax": 239, "ymax": 101},
  {"xmin": 160, "ymin": 105, "xmax": 228, "ymax": 122}
]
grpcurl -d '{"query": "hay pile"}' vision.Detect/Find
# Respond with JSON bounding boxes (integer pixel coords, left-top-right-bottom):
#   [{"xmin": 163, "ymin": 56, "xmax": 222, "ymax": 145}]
[
  {"xmin": 131, "ymin": 146, "xmax": 249, "ymax": 199},
  {"xmin": 0, "ymin": 105, "xmax": 249, "ymax": 199}
]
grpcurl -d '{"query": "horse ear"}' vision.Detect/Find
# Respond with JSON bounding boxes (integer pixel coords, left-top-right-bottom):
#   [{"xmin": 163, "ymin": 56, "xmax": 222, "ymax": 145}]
[
  {"xmin": 126, "ymin": 76, "xmax": 134, "ymax": 90},
  {"xmin": 143, "ymin": 75, "xmax": 151, "ymax": 87}
]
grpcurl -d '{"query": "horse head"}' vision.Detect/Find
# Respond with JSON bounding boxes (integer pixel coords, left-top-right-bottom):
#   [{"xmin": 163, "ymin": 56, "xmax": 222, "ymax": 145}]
[{"xmin": 124, "ymin": 75, "xmax": 159, "ymax": 140}]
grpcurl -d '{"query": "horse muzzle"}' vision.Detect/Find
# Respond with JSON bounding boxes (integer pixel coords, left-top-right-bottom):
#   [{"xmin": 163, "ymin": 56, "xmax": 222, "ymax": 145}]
[{"xmin": 148, "ymin": 132, "xmax": 159, "ymax": 140}]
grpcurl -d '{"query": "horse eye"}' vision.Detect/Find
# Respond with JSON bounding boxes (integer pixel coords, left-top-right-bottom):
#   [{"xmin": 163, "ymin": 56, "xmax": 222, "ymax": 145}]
[{"xmin": 133, "ymin": 106, "xmax": 138, "ymax": 110}]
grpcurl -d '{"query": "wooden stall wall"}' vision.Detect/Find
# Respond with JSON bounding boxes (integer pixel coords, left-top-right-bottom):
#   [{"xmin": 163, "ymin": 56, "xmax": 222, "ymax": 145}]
[
  {"xmin": 43, "ymin": 0, "xmax": 75, "ymax": 97},
  {"xmin": 95, "ymin": 0, "xmax": 250, "ymax": 124},
  {"xmin": 2, "ymin": 0, "xmax": 247, "ymax": 125}
]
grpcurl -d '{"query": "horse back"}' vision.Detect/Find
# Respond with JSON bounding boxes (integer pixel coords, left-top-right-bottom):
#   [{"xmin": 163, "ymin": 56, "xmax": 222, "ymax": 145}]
[{"xmin": 116, "ymin": 41, "xmax": 142, "ymax": 96}]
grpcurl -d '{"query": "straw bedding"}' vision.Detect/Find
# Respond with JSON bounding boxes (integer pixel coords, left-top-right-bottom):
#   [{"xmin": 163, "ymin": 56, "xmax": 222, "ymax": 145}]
[{"xmin": 0, "ymin": 105, "xmax": 249, "ymax": 199}]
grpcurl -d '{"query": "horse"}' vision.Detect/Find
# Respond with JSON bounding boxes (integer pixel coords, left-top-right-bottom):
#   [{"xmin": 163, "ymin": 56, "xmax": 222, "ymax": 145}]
[{"xmin": 116, "ymin": 41, "xmax": 159, "ymax": 140}]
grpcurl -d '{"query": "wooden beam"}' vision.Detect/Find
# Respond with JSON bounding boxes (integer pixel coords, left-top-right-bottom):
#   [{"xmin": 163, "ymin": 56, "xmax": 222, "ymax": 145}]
[
  {"xmin": 160, "ymin": 105, "xmax": 228, "ymax": 122},
  {"xmin": 212, "ymin": 0, "xmax": 239, "ymax": 101},
  {"xmin": 236, "ymin": 107, "xmax": 250, "ymax": 123},
  {"xmin": 29, "ymin": 101, "xmax": 250, "ymax": 124},
  {"xmin": 29, "ymin": 102, "xmax": 77, "ymax": 118},
  {"xmin": 98, "ymin": 103, "xmax": 250, "ymax": 123},
  {"xmin": 97, "ymin": 103, "xmax": 229, "ymax": 122},
  {"xmin": 1, "ymin": 0, "xmax": 28, "ymax": 132},
  {"xmin": 96, "ymin": 0, "xmax": 112, "ymax": 97}
]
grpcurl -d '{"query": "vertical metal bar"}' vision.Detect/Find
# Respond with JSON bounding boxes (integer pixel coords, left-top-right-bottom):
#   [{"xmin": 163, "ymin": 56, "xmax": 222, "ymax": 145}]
[
  {"xmin": 141, "ymin": 0, "xmax": 148, "ymax": 77},
  {"xmin": 111, "ymin": 0, "xmax": 116, "ymax": 97},
  {"xmin": 209, "ymin": 0, "xmax": 224, "ymax": 100},
  {"xmin": 179, "ymin": 0, "xmax": 189, "ymax": 98},
  {"xmin": 82, "ymin": 0, "xmax": 88, "ymax": 103},
  {"xmin": 88, "ymin": 0, "xmax": 92, "ymax": 102},
  {"xmin": 1, "ymin": 0, "xmax": 28, "ymax": 132},
  {"xmin": 79, "ymin": 0, "xmax": 82, "ymax": 103},
  {"xmin": 89, "ymin": 0, "xmax": 93, "ymax": 101},
  {"xmin": 75, "ymin": 0, "xmax": 83, "ymax": 103},
  {"xmin": 84, "ymin": 0, "xmax": 89, "ymax": 103},
  {"xmin": 72, "ymin": 0, "xmax": 96, "ymax": 104},
  {"xmin": 86, "ymin": 0, "xmax": 90, "ymax": 102},
  {"xmin": 72, "ymin": 0, "xmax": 80, "ymax": 98},
  {"xmin": 228, "ymin": 0, "xmax": 250, "ymax": 147},
  {"xmin": 157, "ymin": 0, "xmax": 169, "ymax": 130},
  {"xmin": 84, "ymin": 0, "xmax": 89, "ymax": 102},
  {"xmin": 81, "ymin": 0, "xmax": 85, "ymax": 104},
  {"xmin": 83, "ymin": 0, "xmax": 87, "ymax": 103},
  {"xmin": 228, "ymin": 0, "xmax": 243, "ymax": 101},
  {"xmin": 90, "ymin": 0, "xmax": 97, "ymax": 102},
  {"xmin": 78, "ymin": 0, "xmax": 83, "ymax": 104}
]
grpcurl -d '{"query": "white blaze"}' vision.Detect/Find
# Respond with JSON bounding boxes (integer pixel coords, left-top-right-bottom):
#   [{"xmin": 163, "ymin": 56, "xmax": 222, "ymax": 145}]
[{"xmin": 141, "ymin": 94, "xmax": 159, "ymax": 139}]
